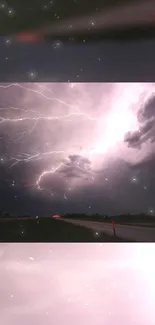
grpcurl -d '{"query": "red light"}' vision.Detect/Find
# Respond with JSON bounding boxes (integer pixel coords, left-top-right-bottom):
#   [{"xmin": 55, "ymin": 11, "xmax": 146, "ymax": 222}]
[
  {"xmin": 112, "ymin": 220, "xmax": 115, "ymax": 228},
  {"xmin": 53, "ymin": 215, "xmax": 60, "ymax": 219},
  {"xmin": 16, "ymin": 32, "xmax": 41, "ymax": 42}
]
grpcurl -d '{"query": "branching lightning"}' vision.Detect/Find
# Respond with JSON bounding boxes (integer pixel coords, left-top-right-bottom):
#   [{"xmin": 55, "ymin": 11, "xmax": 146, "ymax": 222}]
[
  {"xmin": 0, "ymin": 83, "xmax": 101, "ymax": 193},
  {"xmin": 36, "ymin": 162, "xmax": 65, "ymax": 190},
  {"xmin": 0, "ymin": 82, "xmax": 154, "ymax": 197}
]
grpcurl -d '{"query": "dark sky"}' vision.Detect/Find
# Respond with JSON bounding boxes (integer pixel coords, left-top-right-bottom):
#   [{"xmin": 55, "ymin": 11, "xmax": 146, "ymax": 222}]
[
  {"xmin": 1, "ymin": 1, "xmax": 155, "ymax": 216},
  {"xmin": 1, "ymin": 36, "xmax": 155, "ymax": 82}
]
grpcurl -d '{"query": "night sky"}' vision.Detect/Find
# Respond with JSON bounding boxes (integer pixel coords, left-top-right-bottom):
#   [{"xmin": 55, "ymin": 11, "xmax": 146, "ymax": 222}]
[
  {"xmin": 0, "ymin": 82, "xmax": 155, "ymax": 216},
  {"xmin": 1, "ymin": 1, "xmax": 155, "ymax": 216},
  {"xmin": 1, "ymin": 1, "xmax": 155, "ymax": 82},
  {"xmin": 1, "ymin": 36, "xmax": 155, "ymax": 82}
]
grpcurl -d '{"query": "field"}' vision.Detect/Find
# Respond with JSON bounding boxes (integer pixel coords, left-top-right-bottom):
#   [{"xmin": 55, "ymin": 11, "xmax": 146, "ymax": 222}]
[{"xmin": 0, "ymin": 217, "xmax": 132, "ymax": 242}]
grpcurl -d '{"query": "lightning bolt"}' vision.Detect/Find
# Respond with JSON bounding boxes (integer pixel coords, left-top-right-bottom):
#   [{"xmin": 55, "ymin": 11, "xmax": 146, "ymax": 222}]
[
  {"xmin": 1, "ymin": 82, "xmax": 151, "ymax": 194},
  {"xmin": 0, "ymin": 83, "xmax": 99, "ymax": 193},
  {"xmin": 36, "ymin": 162, "xmax": 65, "ymax": 190},
  {"xmin": 0, "ymin": 111, "xmax": 98, "ymax": 124}
]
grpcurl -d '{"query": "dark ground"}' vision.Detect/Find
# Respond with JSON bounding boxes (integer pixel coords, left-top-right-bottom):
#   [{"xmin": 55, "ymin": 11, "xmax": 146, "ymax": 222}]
[{"xmin": 0, "ymin": 217, "xmax": 133, "ymax": 242}]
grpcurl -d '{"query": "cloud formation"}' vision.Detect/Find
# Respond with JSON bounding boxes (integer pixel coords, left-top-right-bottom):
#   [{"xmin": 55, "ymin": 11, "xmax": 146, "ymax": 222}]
[
  {"xmin": 0, "ymin": 82, "xmax": 155, "ymax": 214},
  {"xmin": 124, "ymin": 93, "xmax": 155, "ymax": 154}
]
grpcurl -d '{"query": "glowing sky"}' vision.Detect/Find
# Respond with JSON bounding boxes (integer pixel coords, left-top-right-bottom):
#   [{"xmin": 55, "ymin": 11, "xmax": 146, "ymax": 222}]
[
  {"xmin": 0, "ymin": 82, "xmax": 155, "ymax": 215},
  {"xmin": 1, "ymin": 243, "xmax": 155, "ymax": 325}
]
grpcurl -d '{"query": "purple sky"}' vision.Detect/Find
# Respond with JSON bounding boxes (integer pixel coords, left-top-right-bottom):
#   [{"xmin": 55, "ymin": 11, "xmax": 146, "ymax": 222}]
[{"xmin": 0, "ymin": 82, "xmax": 155, "ymax": 215}]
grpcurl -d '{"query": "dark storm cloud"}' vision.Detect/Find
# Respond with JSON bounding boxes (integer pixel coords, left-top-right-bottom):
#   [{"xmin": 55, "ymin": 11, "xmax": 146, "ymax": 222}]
[
  {"xmin": 1, "ymin": 82, "xmax": 155, "ymax": 215},
  {"xmin": 124, "ymin": 130, "xmax": 141, "ymax": 148},
  {"xmin": 62, "ymin": 154, "xmax": 92, "ymax": 179},
  {"xmin": 124, "ymin": 95, "xmax": 155, "ymax": 149},
  {"xmin": 37, "ymin": 154, "xmax": 93, "ymax": 197},
  {"xmin": 68, "ymin": 155, "xmax": 91, "ymax": 166},
  {"xmin": 138, "ymin": 95, "xmax": 155, "ymax": 121}
]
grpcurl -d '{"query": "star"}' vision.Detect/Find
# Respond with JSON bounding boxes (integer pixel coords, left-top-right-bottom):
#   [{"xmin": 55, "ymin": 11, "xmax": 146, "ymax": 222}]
[
  {"xmin": 8, "ymin": 7, "xmax": 15, "ymax": 16},
  {"xmin": 28, "ymin": 71, "xmax": 37, "ymax": 80},
  {"xmin": 0, "ymin": 2, "xmax": 5, "ymax": 9},
  {"xmin": 4, "ymin": 38, "xmax": 11, "ymax": 45},
  {"xmin": 132, "ymin": 177, "xmax": 137, "ymax": 183}
]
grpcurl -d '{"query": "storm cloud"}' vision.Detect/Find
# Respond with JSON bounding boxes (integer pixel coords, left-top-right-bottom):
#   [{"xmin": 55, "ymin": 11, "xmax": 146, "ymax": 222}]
[{"xmin": 0, "ymin": 82, "xmax": 155, "ymax": 215}]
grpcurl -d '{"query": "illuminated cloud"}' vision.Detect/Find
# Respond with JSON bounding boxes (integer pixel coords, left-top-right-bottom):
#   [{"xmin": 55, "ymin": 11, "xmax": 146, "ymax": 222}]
[
  {"xmin": 125, "ymin": 94, "xmax": 155, "ymax": 149},
  {"xmin": 0, "ymin": 82, "xmax": 155, "ymax": 214}
]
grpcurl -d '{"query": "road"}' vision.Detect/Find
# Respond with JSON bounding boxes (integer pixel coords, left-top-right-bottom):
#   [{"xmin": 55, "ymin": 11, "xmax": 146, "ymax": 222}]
[{"xmin": 60, "ymin": 218, "xmax": 155, "ymax": 242}]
